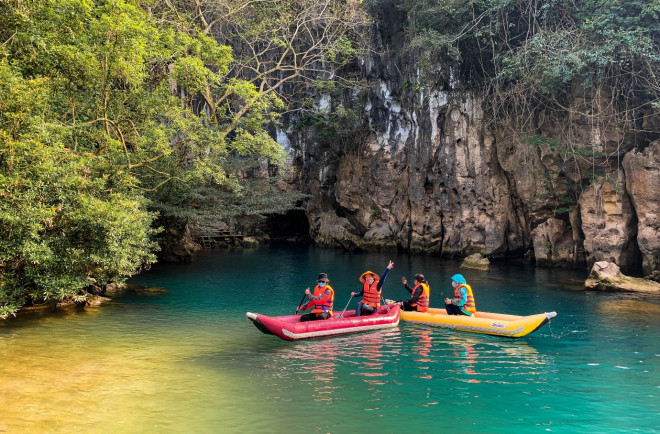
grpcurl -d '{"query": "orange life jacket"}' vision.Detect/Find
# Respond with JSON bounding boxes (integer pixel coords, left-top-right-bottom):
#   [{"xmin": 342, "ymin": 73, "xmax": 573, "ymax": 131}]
[
  {"xmin": 455, "ymin": 283, "xmax": 476, "ymax": 315},
  {"xmin": 311, "ymin": 284, "xmax": 334, "ymax": 316},
  {"xmin": 412, "ymin": 282, "xmax": 430, "ymax": 312},
  {"xmin": 360, "ymin": 275, "xmax": 381, "ymax": 308}
]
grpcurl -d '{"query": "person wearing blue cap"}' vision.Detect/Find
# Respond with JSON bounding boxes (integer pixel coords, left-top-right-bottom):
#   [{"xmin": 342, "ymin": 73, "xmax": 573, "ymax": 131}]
[{"xmin": 444, "ymin": 274, "xmax": 476, "ymax": 316}]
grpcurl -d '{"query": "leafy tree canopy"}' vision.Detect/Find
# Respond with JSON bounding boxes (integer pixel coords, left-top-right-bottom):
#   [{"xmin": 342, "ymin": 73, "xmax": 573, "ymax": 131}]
[{"xmin": 0, "ymin": 0, "xmax": 371, "ymax": 316}]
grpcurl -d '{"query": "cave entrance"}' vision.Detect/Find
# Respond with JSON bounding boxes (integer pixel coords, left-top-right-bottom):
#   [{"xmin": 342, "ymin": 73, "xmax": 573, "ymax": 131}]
[{"xmin": 266, "ymin": 209, "xmax": 311, "ymax": 243}]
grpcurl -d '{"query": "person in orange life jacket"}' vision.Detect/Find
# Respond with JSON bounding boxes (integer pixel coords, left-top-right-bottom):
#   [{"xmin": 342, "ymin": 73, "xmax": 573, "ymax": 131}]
[
  {"xmin": 297, "ymin": 273, "xmax": 334, "ymax": 322},
  {"xmin": 444, "ymin": 274, "xmax": 476, "ymax": 316},
  {"xmin": 351, "ymin": 260, "xmax": 394, "ymax": 317},
  {"xmin": 398, "ymin": 273, "xmax": 430, "ymax": 312}
]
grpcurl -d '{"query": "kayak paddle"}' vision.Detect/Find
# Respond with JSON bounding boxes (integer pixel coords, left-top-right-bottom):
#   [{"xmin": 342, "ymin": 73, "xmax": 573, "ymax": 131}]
[
  {"xmin": 336, "ymin": 295, "xmax": 353, "ymax": 319},
  {"xmin": 295, "ymin": 289, "xmax": 309, "ymax": 314}
]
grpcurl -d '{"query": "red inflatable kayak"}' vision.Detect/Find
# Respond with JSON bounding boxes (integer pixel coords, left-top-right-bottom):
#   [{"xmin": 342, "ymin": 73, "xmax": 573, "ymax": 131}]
[{"xmin": 246, "ymin": 304, "xmax": 401, "ymax": 341}]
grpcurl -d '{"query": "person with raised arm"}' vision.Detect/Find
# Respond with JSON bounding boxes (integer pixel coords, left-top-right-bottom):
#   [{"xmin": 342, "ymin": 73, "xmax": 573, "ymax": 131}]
[
  {"xmin": 351, "ymin": 260, "xmax": 394, "ymax": 317},
  {"xmin": 399, "ymin": 273, "xmax": 430, "ymax": 312}
]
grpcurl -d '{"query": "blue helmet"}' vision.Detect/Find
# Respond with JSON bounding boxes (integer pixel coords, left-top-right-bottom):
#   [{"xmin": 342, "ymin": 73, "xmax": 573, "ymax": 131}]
[{"xmin": 451, "ymin": 274, "xmax": 466, "ymax": 285}]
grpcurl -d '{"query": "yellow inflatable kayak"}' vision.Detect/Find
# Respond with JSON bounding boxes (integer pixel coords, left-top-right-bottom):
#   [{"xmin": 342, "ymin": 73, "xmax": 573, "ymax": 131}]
[{"xmin": 399, "ymin": 307, "xmax": 557, "ymax": 338}]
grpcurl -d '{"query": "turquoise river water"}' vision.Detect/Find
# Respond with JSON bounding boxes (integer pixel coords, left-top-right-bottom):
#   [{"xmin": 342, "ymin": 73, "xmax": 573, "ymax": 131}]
[{"xmin": 1, "ymin": 244, "xmax": 659, "ymax": 433}]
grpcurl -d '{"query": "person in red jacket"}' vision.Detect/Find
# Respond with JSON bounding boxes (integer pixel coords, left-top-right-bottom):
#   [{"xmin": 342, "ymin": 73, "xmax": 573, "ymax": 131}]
[{"xmin": 297, "ymin": 273, "xmax": 334, "ymax": 322}]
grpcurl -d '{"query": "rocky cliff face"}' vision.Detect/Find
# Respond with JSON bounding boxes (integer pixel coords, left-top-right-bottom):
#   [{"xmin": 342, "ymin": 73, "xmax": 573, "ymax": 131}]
[
  {"xmin": 289, "ymin": 30, "xmax": 660, "ymax": 280},
  {"xmin": 623, "ymin": 141, "xmax": 660, "ymax": 277}
]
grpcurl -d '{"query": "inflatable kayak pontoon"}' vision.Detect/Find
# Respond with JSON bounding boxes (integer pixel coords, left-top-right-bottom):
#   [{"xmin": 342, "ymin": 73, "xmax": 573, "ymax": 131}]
[
  {"xmin": 246, "ymin": 304, "xmax": 401, "ymax": 341},
  {"xmin": 399, "ymin": 307, "xmax": 557, "ymax": 338}
]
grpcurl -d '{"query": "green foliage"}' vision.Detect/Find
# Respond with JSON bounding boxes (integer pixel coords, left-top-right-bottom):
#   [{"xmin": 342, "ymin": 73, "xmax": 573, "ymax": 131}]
[
  {"xmin": 327, "ymin": 35, "xmax": 358, "ymax": 64},
  {"xmin": 569, "ymin": 147, "xmax": 607, "ymax": 159},
  {"xmin": 369, "ymin": 0, "xmax": 660, "ymax": 219},
  {"xmin": 394, "ymin": 0, "xmax": 659, "ymax": 86},
  {"xmin": 497, "ymin": 0, "xmax": 660, "ymax": 96},
  {"xmin": 0, "ymin": 33, "xmax": 160, "ymax": 316},
  {"xmin": 521, "ymin": 134, "xmax": 561, "ymax": 150},
  {"xmin": 381, "ymin": 0, "xmax": 660, "ymax": 118},
  {"xmin": 0, "ymin": 136, "xmax": 158, "ymax": 317},
  {"xmin": 0, "ymin": 0, "xmax": 306, "ymax": 316},
  {"xmin": 172, "ymin": 57, "xmax": 213, "ymax": 93},
  {"xmin": 149, "ymin": 156, "xmax": 308, "ymax": 233},
  {"xmin": 295, "ymin": 106, "xmax": 367, "ymax": 155},
  {"xmin": 370, "ymin": 204, "xmax": 383, "ymax": 223}
]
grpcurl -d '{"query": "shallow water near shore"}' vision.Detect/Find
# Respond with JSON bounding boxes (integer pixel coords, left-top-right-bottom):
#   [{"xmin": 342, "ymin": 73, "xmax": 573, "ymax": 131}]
[{"xmin": 1, "ymin": 244, "xmax": 659, "ymax": 433}]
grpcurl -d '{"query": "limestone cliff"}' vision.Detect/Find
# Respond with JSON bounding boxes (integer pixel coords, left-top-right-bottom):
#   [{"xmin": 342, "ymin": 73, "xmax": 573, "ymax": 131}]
[{"xmin": 287, "ymin": 26, "xmax": 660, "ymax": 280}]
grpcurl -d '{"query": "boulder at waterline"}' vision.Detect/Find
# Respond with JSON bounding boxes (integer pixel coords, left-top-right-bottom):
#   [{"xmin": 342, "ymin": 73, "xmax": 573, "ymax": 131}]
[
  {"xmin": 460, "ymin": 253, "xmax": 490, "ymax": 271},
  {"xmin": 584, "ymin": 261, "xmax": 660, "ymax": 293}
]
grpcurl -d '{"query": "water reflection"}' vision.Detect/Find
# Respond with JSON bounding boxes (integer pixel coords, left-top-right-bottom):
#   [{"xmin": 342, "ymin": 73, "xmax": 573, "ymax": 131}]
[
  {"xmin": 440, "ymin": 334, "xmax": 550, "ymax": 385},
  {"xmin": 268, "ymin": 329, "xmax": 405, "ymax": 403},
  {"xmin": 452, "ymin": 339, "xmax": 479, "ymax": 383},
  {"xmin": 266, "ymin": 326, "xmax": 554, "ymax": 407},
  {"xmin": 598, "ymin": 299, "xmax": 660, "ymax": 322},
  {"xmin": 413, "ymin": 329, "xmax": 433, "ymax": 379},
  {"xmin": 272, "ymin": 336, "xmax": 343, "ymax": 403},
  {"xmin": 357, "ymin": 332, "xmax": 387, "ymax": 385},
  {"xmin": 300, "ymin": 343, "xmax": 339, "ymax": 403}
]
